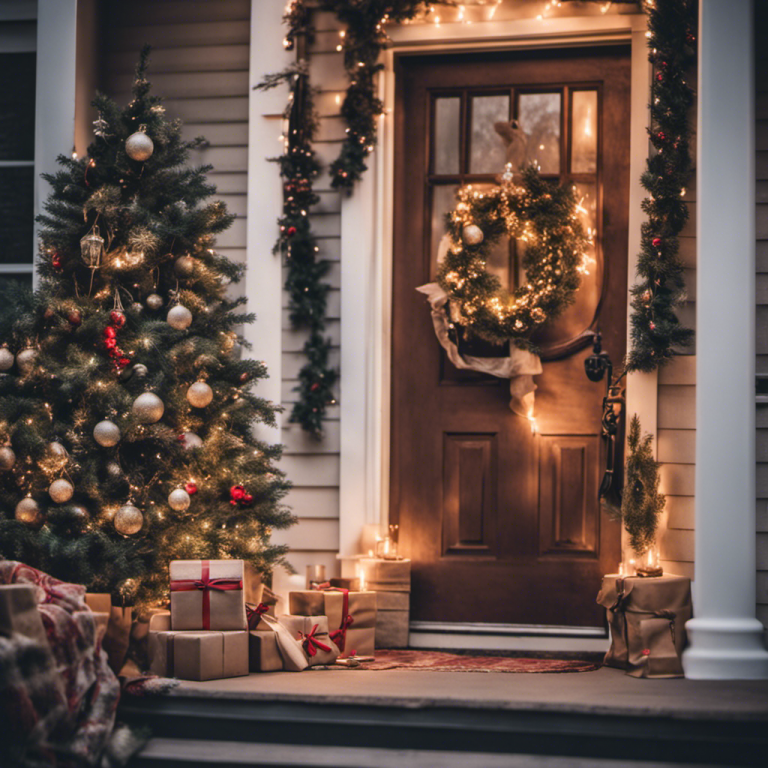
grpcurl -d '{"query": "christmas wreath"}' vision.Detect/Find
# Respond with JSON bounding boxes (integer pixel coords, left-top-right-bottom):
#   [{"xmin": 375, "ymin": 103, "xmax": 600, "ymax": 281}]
[{"xmin": 434, "ymin": 164, "xmax": 590, "ymax": 349}]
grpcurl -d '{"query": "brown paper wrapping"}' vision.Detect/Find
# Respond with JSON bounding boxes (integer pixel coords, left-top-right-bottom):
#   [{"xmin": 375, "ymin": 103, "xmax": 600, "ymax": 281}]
[
  {"xmin": 84, "ymin": 594, "xmax": 132, "ymax": 674},
  {"xmin": 289, "ymin": 590, "xmax": 377, "ymax": 656},
  {"xmin": 279, "ymin": 615, "xmax": 340, "ymax": 666},
  {"xmin": 148, "ymin": 628, "xmax": 249, "ymax": 680},
  {"xmin": 360, "ymin": 558, "xmax": 411, "ymax": 583},
  {"xmin": 249, "ymin": 631, "xmax": 283, "ymax": 672},
  {"xmin": 170, "ymin": 559, "xmax": 246, "ymax": 631},
  {"xmin": 596, "ymin": 574, "xmax": 691, "ymax": 679},
  {"xmin": 254, "ymin": 613, "xmax": 308, "ymax": 672},
  {"xmin": 375, "ymin": 610, "xmax": 409, "ymax": 649}
]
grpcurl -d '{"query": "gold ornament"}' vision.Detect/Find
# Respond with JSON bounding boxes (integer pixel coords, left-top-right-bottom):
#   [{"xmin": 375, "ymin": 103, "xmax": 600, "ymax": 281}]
[
  {"xmin": 168, "ymin": 488, "xmax": 191, "ymax": 511},
  {"xmin": 186, "ymin": 381, "xmax": 213, "ymax": 408},
  {"xmin": 0, "ymin": 445, "xmax": 15, "ymax": 470},
  {"xmin": 16, "ymin": 347, "xmax": 37, "ymax": 376},
  {"xmin": 45, "ymin": 442, "xmax": 69, "ymax": 470},
  {"xmin": 0, "ymin": 346, "xmax": 14, "ymax": 371},
  {"xmin": 93, "ymin": 420, "xmax": 121, "ymax": 447},
  {"xmin": 180, "ymin": 432, "xmax": 203, "ymax": 450},
  {"xmin": 15, "ymin": 497, "xmax": 42, "ymax": 526},
  {"xmin": 49, "ymin": 478, "xmax": 74, "ymax": 504},
  {"xmin": 146, "ymin": 293, "xmax": 163, "ymax": 310},
  {"xmin": 125, "ymin": 125, "xmax": 154, "ymax": 161},
  {"xmin": 167, "ymin": 305, "xmax": 193, "ymax": 330},
  {"xmin": 462, "ymin": 224, "xmax": 484, "ymax": 246},
  {"xmin": 132, "ymin": 392, "xmax": 164, "ymax": 424},
  {"xmin": 174, "ymin": 255, "xmax": 195, "ymax": 278},
  {"xmin": 80, "ymin": 225, "xmax": 104, "ymax": 268},
  {"xmin": 114, "ymin": 504, "xmax": 144, "ymax": 535}
]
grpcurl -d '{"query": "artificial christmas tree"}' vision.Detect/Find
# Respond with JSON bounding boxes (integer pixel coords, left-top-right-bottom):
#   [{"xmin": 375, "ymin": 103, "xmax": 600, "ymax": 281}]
[{"xmin": 0, "ymin": 49, "xmax": 295, "ymax": 612}]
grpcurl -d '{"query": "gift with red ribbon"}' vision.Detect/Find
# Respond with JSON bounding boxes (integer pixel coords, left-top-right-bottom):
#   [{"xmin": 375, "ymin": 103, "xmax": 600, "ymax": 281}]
[
  {"xmin": 289, "ymin": 587, "xmax": 376, "ymax": 657},
  {"xmin": 170, "ymin": 559, "xmax": 246, "ymax": 631},
  {"xmin": 279, "ymin": 614, "xmax": 340, "ymax": 666}
]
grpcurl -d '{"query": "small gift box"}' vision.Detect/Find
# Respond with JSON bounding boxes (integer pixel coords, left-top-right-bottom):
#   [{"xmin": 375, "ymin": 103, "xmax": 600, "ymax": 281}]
[
  {"xmin": 84, "ymin": 593, "xmax": 132, "ymax": 674},
  {"xmin": 279, "ymin": 615, "xmax": 340, "ymax": 666},
  {"xmin": 246, "ymin": 603, "xmax": 308, "ymax": 672},
  {"xmin": 289, "ymin": 588, "xmax": 377, "ymax": 657},
  {"xmin": 148, "ymin": 612, "xmax": 248, "ymax": 681},
  {"xmin": 170, "ymin": 559, "xmax": 246, "ymax": 631}
]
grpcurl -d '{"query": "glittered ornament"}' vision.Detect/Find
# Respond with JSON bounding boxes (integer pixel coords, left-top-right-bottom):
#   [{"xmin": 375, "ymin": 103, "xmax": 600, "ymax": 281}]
[
  {"xmin": 179, "ymin": 432, "xmax": 203, "ymax": 450},
  {"xmin": 167, "ymin": 305, "xmax": 193, "ymax": 330},
  {"xmin": 15, "ymin": 497, "xmax": 42, "ymax": 526},
  {"xmin": 106, "ymin": 462, "xmax": 123, "ymax": 478},
  {"xmin": 462, "ymin": 224, "xmax": 484, "ymax": 246},
  {"xmin": 0, "ymin": 347, "xmax": 14, "ymax": 371},
  {"xmin": 110, "ymin": 310, "xmax": 126, "ymax": 328},
  {"xmin": 132, "ymin": 392, "xmax": 165, "ymax": 424},
  {"xmin": 125, "ymin": 126, "xmax": 154, "ymax": 161},
  {"xmin": 0, "ymin": 445, "xmax": 16, "ymax": 470},
  {"xmin": 130, "ymin": 302, "xmax": 143, "ymax": 314},
  {"xmin": 174, "ymin": 255, "xmax": 195, "ymax": 278},
  {"xmin": 16, "ymin": 347, "xmax": 37, "ymax": 376},
  {"xmin": 114, "ymin": 504, "xmax": 143, "ymax": 535},
  {"xmin": 146, "ymin": 293, "xmax": 163, "ymax": 311},
  {"xmin": 168, "ymin": 488, "xmax": 191, "ymax": 512},
  {"xmin": 93, "ymin": 420, "xmax": 121, "ymax": 447},
  {"xmin": 186, "ymin": 381, "xmax": 213, "ymax": 408},
  {"xmin": 184, "ymin": 482, "xmax": 198, "ymax": 495},
  {"xmin": 49, "ymin": 478, "xmax": 74, "ymax": 504}
]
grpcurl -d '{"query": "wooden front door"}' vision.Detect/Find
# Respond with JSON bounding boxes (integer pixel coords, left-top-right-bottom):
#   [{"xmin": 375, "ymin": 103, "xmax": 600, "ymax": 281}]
[{"xmin": 391, "ymin": 47, "xmax": 630, "ymax": 628}]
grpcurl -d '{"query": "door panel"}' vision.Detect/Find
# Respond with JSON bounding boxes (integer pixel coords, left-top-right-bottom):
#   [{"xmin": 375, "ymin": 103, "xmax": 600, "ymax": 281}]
[{"xmin": 392, "ymin": 47, "xmax": 630, "ymax": 627}]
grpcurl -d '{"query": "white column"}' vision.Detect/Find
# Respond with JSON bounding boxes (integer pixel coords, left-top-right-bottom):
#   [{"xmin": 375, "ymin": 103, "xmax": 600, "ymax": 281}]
[
  {"xmin": 245, "ymin": 0, "xmax": 292, "ymax": 443},
  {"xmin": 683, "ymin": 0, "xmax": 768, "ymax": 679}
]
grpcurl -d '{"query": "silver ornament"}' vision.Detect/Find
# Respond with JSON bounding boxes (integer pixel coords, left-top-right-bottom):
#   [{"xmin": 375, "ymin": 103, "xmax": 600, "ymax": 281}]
[
  {"xmin": 180, "ymin": 432, "xmax": 203, "ymax": 450},
  {"xmin": 462, "ymin": 224, "xmax": 484, "ymax": 246},
  {"xmin": 15, "ymin": 497, "xmax": 42, "ymax": 526},
  {"xmin": 174, "ymin": 255, "xmax": 195, "ymax": 278},
  {"xmin": 49, "ymin": 478, "xmax": 74, "ymax": 504},
  {"xmin": 0, "ymin": 347, "xmax": 13, "ymax": 372},
  {"xmin": 125, "ymin": 129, "xmax": 154, "ymax": 161},
  {"xmin": 16, "ymin": 347, "xmax": 38, "ymax": 376},
  {"xmin": 114, "ymin": 504, "xmax": 143, "ymax": 535},
  {"xmin": 146, "ymin": 293, "xmax": 163, "ymax": 311},
  {"xmin": 94, "ymin": 420, "xmax": 121, "ymax": 447},
  {"xmin": 186, "ymin": 381, "xmax": 213, "ymax": 408},
  {"xmin": 168, "ymin": 488, "xmax": 191, "ymax": 512},
  {"xmin": 106, "ymin": 461, "xmax": 123, "ymax": 478},
  {"xmin": 132, "ymin": 392, "xmax": 164, "ymax": 423},
  {"xmin": 46, "ymin": 442, "xmax": 68, "ymax": 468},
  {"xmin": 167, "ymin": 305, "xmax": 193, "ymax": 331},
  {"xmin": 130, "ymin": 302, "xmax": 144, "ymax": 314},
  {"xmin": 70, "ymin": 504, "xmax": 88, "ymax": 522},
  {"xmin": 0, "ymin": 446, "xmax": 15, "ymax": 470},
  {"xmin": 132, "ymin": 363, "xmax": 148, "ymax": 379}
]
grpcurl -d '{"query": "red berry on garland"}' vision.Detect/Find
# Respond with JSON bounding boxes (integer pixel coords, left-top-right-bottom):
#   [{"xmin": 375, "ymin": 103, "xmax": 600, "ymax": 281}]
[
  {"xmin": 104, "ymin": 337, "xmax": 117, "ymax": 350},
  {"xmin": 103, "ymin": 326, "xmax": 117, "ymax": 339},
  {"xmin": 109, "ymin": 310, "xmax": 126, "ymax": 328},
  {"xmin": 656, "ymin": 72, "xmax": 663, "ymax": 82},
  {"xmin": 185, "ymin": 482, "xmax": 198, "ymax": 495},
  {"xmin": 242, "ymin": 493, "xmax": 253, "ymax": 505},
  {"xmin": 652, "ymin": 237, "xmax": 662, "ymax": 248},
  {"xmin": 286, "ymin": 226, "xmax": 297, "ymax": 237},
  {"xmin": 118, "ymin": 357, "xmax": 131, "ymax": 368},
  {"xmin": 68, "ymin": 310, "xmax": 82, "ymax": 326},
  {"xmin": 657, "ymin": 131, "xmax": 666, "ymax": 141},
  {"xmin": 310, "ymin": 382, "xmax": 320, "ymax": 392},
  {"xmin": 649, "ymin": 322, "xmax": 656, "ymax": 331}
]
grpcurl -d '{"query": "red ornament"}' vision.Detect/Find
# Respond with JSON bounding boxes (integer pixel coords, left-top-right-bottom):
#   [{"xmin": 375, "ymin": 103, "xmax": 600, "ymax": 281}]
[
  {"xmin": 286, "ymin": 226, "xmax": 297, "ymax": 237},
  {"xmin": 656, "ymin": 72, "xmax": 663, "ymax": 82},
  {"xmin": 118, "ymin": 357, "xmax": 131, "ymax": 368},
  {"xmin": 230, "ymin": 484, "xmax": 246, "ymax": 502},
  {"xmin": 239, "ymin": 372, "xmax": 250, "ymax": 383},
  {"xmin": 52, "ymin": 254, "xmax": 63, "ymax": 270},
  {"xmin": 242, "ymin": 493, "xmax": 253, "ymax": 505},
  {"xmin": 177, "ymin": 434, "xmax": 185, "ymax": 442},
  {"xmin": 68, "ymin": 310, "xmax": 82, "ymax": 327},
  {"xmin": 109, "ymin": 310, "xmax": 126, "ymax": 328},
  {"xmin": 103, "ymin": 326, "xmax": 117, "ymax": 339},
  {"xmin": 310, "ymin": 382, "xmax": 320, "ymax": 392},
  {"xmin": 651, "ymin": 237, "xmax": 662, "ymax": 248},
  {"xmin": 185, "ymin": 482, "xmax": 198, "ymax": 495},
  {"xmin": 104, "ymin": 337, "xmax": 117, "ymax": 350},
  {"xmin": 657, "ymin": 131, "xmax": 666, "ymax": 141},
  {"xmin": 649, "ymin": 322, "xmax": 656, "ymax": 331}
]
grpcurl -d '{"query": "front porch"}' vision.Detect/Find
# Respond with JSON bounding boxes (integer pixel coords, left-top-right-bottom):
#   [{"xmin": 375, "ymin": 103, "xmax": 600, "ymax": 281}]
[{"xmin": 120, "ymin": 663, "xmax": 768, "ymax": 767}]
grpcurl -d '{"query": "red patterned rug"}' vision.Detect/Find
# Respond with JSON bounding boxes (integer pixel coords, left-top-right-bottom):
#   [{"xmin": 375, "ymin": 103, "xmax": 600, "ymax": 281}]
[{"xmin": 359, "ymin": 650, "xmax": 599, "ymax": 673}]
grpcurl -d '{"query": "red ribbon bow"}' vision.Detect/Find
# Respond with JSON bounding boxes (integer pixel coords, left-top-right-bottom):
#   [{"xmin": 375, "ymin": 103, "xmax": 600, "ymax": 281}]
[
  {"xmin": 315, "ymin": 585, "xmax": 352, "ymax": 654},
  {"xmin": 170, "ymin": 560, "xmax": 243, "ymax": 630},
  {"xmin": 300, "ymin": 623, "xmax": 332, "ymax": 657},
  {"xmin": 245, "ymin": 602, "xmax": 270, "ymax": 630}
]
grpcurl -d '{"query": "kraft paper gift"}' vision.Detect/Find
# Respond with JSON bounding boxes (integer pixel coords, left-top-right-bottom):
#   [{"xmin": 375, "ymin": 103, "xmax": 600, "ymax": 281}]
[
  {"xmin": 596, "ymin": 574, "xmax": 691, "ymax": 679},
  {"xmin": 249, "ymin": 630, "xmax": 283, "ymax": 672},
  {"xmin": 84, "ymin": 593, "xmax": 132, "ymax": 673},
  {"xmin": 289, "ymin": 588, "xmax": 377, "ymax": 657},
  {"xmin": 170, "ymin": 559, "xmax": 246, "ymax": 631},
  {"xmin": 246, "ymin": 605, "xmax": 307, "ymax": 672},
  {"xmin": 375, "ymin": 609, "xmax": 410, "ymax": 649},
  {"xmin": 148, "ymin": 626, "xmax": 249, "ymax": 681},
  {"xmin": 279, "ymin": 614, "xmax": 340, "ymax": 667}
]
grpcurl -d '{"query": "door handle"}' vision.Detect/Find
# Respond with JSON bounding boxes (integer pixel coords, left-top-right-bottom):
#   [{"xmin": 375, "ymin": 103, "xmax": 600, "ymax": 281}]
[{"xmin": 584, "ymin": 332, "xmax": 625, "ymax": 513}]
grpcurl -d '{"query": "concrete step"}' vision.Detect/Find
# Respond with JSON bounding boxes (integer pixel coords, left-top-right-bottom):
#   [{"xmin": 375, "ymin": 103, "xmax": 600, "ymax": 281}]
[{"xmin": 130, "ymin": 738, "xmax": 721, "ymax": 768}]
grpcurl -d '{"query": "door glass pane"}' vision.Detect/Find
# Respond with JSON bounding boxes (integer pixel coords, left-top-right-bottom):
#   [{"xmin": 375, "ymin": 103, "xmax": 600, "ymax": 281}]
[
  {"xmin": 431, "ymin": 184, "xmax": 459, "ymax": 279},
  {"xmin": 469, "ymin": 94, "xmax": 510, "ymax": 174},
  {"xmin": 518, "ymin": 92, "xmax": 561, "ymax": 174},
  {"xmin": 571, "ymin": 90, "xmax": 598, "ymax": 174},
  {"xmin": 433, "ymin": 97, "xmax": 461, "ymax": 175},
  {"xmin": 0, "ymin": 53, "xmax": 36, "ymax": 161},
  {"xmin": 0, "ymin": 167, "xmax": 34, "ymax": 263}
]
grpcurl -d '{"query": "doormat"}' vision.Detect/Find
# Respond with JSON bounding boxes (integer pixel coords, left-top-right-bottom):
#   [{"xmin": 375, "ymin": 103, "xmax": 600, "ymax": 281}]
[{"xmin": 358, "ymin": 650, "xmax": 599, "ymax": 673}]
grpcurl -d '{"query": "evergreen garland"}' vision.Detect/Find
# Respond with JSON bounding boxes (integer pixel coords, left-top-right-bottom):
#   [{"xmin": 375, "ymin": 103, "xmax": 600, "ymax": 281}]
[
  {"xmin": 620, "ymin": 414, "xmax": 665, "ymax": 554},
  {"xmin": 625, "ymin": 0, "xmax": 696, "ymax": 372},
  {"xmin": 256, "ymin": 65, "xmax": 338, "ymax": 438}
]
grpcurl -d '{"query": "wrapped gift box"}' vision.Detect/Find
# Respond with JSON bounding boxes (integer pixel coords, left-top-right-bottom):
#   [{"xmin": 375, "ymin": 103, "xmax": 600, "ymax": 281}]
[
  {"xmin": 84, "ymin": 593, "xmax": 132, "ymax": 673},
  {"xmin": 246, "ymin": 605, "xmax": 308, "ymax": 672},
  {"xmin": 361, "ymin": 558, "xmax": 411, "ymax": 591},
  {"xmin": 359, "ymin": 559, "xmax": 411, "ymax": 649},
  {"xmin": 279, "ymin": 615, "xmax": 340, "ymax": 666},
  {"xmin": 148, "ymin": 612, "xmax": 248, "ymax": 681},
  {"xmin": 596, "ymin": 573, "xmax": 691, "ymax": 679},
  {"xmin": 170, "ymin": 559, "xmax": 246, "ymax": 631},
  {"xmin": 249, "ymin": 630, "xmax": 283, "ymax": 672},
  {"xmin": 289, "ymin": 589, "xmax": 376, "ymax": 657}
]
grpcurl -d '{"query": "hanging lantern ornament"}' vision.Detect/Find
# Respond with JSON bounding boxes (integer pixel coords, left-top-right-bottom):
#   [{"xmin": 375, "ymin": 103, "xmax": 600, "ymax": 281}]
[
  {"xmin": 49, "ymin": 478, "xmax": 74, "ymax": 504},
  {"xmin": 15, "ymin": 497, "xmax": 43, "ymax": 527},
  {"xmin": 0, "ymin": 346, "xmax": 14, "ymax": 372},
  {"xmin": 132, "ymin": 392, "xmax": 165, "ymax": 423},
  {"xmin": 16, "ymin": 347, "xmax": 38, "ymax": 376},
  {"xmin": 93, "ymin": 419, "xmax": 121, "ymax": 447},
  {"xmin": 80, "ymin": 225, "xmax": 104, "ymax": 269},
  {"xmin": 114, "ymin": 504, "xmax": 144, "ymax": 535},
  {"xmin": 167, "ymin": 304, "xmax": 193, "ymax": 331},
  {"xmin": 168, "ymin": 488, "xmax": 191, "ymax": 512},
  {"xmin": 146, "ymin": 293, "xmax": 163, "ymax": 311},
  {"xmin": 125, "ymin": 124, "xmax": 154, "ymax": 162},
  {"xmin": 186, "ymin": 381, "xmax": 213, "ymax": 408},
  {"xmin": 0, "ymin": 445, "xmax": 16, "ymax": 471}
]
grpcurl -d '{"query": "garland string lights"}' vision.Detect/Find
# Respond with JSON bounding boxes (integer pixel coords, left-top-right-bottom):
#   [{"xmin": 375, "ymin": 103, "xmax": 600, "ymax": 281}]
[{"xmin": 625, "ymin": 0, "xmax": 695, "ymax": 372}]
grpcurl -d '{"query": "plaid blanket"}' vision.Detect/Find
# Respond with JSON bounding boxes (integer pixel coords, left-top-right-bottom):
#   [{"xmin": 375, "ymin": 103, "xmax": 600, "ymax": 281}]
[{"xmin": 0, "ymin": 561, "xmax": 131, "ymax": 767}]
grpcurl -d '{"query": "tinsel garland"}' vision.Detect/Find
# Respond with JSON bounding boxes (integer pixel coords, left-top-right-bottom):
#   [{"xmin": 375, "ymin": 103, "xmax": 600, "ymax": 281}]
[
  {"xmin": 256, "ymin": 65, "xmax": 338, "ymax": 438},
  {"xmin": 625, "ymin": 0, "xmax": 696, "ymax": 372}
]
